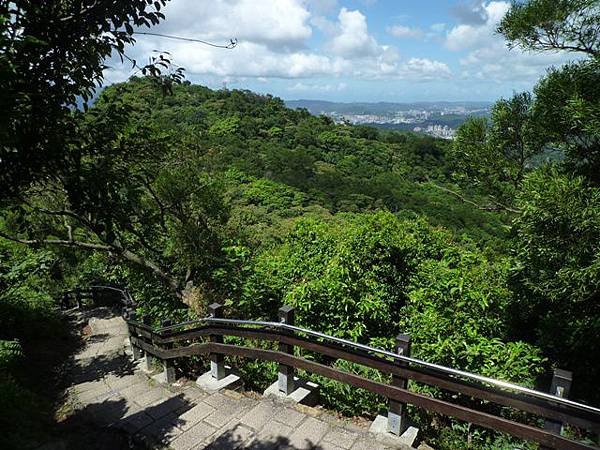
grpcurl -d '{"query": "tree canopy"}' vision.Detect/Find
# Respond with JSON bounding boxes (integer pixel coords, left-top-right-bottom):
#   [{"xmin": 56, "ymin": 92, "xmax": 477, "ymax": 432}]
[
  {"xmin": 498, "ymin": 0, "xmax": 600, "ymax": 58},
  {"xmin": 0, "ymin": 0, "xmax": 179, "ymax": 197},
  {"xmin": 1, "ymin": 0, "xmax": 600, "ymax": 449}
]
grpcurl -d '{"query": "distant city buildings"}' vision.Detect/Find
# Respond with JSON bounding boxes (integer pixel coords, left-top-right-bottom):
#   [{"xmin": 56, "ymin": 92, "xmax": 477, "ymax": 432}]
[
  {"xmin": 413, "ymin": 124, "xmax": 455, "ymax": 140},
  {"xmin": 320, "ymin": 106, "xmax": 488, "ymax": 140},
  {"xmin": 325, "ymin": 109, "xmax": 431, "ymax": 125},
  {"xmin": 286, "ymin": 100, "xmax": 492, "ymax": 141}
]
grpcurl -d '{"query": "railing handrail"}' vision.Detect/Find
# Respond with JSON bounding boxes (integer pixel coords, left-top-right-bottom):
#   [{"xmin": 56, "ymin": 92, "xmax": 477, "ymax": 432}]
[
  {"xmin": 150, "ymin": 316, "xmax": 600, "ymax": 417},
  {"xmin": 67, "ymin": 285, "xmax": 600, "ymax": 448},
  {"xmin": 63, "ymin": 284, "xmax": 135, "ymax": 306}
]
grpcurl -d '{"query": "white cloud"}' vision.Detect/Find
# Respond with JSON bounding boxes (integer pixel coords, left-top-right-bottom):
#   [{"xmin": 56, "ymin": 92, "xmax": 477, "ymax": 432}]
[
  {"xmin": 445, "ymin": 1, "xmax": 575, "ymax": 84},
  {"xmin": 288, "ymin": 81, "xmax": 348, "ymax": 92},
  {"xmin": 328, "ymin": 8, "xmax": 380, "ymax": 58},
  {"xmin": 387, "ymin": 25, "xmax": 424, "ymax": 39},
  {"xmin": 153, "ymin": 40, "xmax": 339, "ymax": 79},
  {"xmin": 444, "ymin": 2, "xmax": 510, "ymax": 51},
  {"xmin": 106, "ymin": 1, "xmax": 453, "ymax": 84},
  {"xmin": 400, "ymin": 58, "xmax": 452, "ymax": 79},
  {"xmin": 445, "ymin": 2, "xmax": 509, "ymax": 51},
  {"xmin": 150, "ymin": 0, "xmax": 312, "ymax": 51}
]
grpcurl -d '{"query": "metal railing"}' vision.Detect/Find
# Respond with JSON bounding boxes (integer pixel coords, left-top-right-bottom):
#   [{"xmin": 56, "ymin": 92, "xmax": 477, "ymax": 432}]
[
  {"xmin": 66, "ymin": 287, "xmax": 600, "ymax": 449},
  {"xmin": 159, "ymin": 316, "xmax": 600, "ymax": 417},
  {"xmin": 125, "ymin": 304, "xmax": 600, "ymax": 450},
  {"xmin": 61, "ymin": 284, "xmax": 135, "ymax": 309}
]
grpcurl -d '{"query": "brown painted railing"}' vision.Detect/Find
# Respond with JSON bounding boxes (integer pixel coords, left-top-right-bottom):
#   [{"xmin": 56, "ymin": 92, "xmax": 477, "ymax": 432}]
[
  {"xmin": 122, "ymin": 303, "xmax": 600, "ymax": 450},
  {"xmin": 61, "ymin": 285, "xmax": 135, "ymax": 309}
]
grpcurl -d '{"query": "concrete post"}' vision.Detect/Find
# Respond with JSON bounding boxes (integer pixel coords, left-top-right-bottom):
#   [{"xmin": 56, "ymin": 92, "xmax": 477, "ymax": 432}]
[
  {"xmin": 278, "ymin": 305, "xmax": 295, "ymax": 395},
  {"xmin": 541, "ymin": 368, "xmax": 572, "ymax": 450},
  {"xmin": 208, "ymin": 303, "xmax": 225, "ymax": 380},
  {"xmin": 142, "ymin": 314, "xmax": 153, "ymax": 371},
  {"xmin": 389, "ymin": 333, "xmax": 411, "ymax": 436},
  {"xmin": 161, "ymin": 319, "xmax": 176, "ymax": 383},
  {"xmin": 75, "ymin": 287, "xmax": 82, "ymax": 309},
  {"xmin": 127, "ymin": 311, "xmax": 144, "ymax": 360}
]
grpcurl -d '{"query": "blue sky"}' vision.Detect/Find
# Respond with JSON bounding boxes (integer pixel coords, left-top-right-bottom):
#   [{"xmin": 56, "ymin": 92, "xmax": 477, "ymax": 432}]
[{"xmin": 106, "ymin": 0, "xmax": 574, "ymax": 102}]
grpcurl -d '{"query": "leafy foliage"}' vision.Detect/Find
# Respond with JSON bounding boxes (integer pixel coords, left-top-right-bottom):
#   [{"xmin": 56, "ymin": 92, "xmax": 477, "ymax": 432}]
[
  {"xmin": 498, "ymin": 0, "xmax": 600, "ymax": 57},
  {"xmin": 533, "ymin": 59, "xmax": 600, "ymax": 182},
  {"xmin": 1, "ymin": 2, "xmax": 599, "ymax": 448},
  {"xmin": 236, "ymin": 211, "xmax": 544, "ymax": 434},
  {"xmin": 0, "ymin": 238, "xmax": 68, "ymax": 449},
  {"xmin": 0, "ymin": 0, "xmax": 175, "ymax": 197},
  {"xmin": 452, "ymin": 92, "xmax": 543, "ymax": 203},
  {"xmin": 513, "ymin": 168, "xmax": 600, "ymax": 401}
]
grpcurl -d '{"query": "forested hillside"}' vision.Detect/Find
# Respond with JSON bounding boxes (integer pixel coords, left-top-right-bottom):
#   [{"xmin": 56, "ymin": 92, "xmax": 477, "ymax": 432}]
[
  {"xmin": 1, "ymin": 1, "xmax": 599, "ymax": 449},
  {"xmin": 0, "ymin": 77, "xmax": 575, "ymax": 449}
]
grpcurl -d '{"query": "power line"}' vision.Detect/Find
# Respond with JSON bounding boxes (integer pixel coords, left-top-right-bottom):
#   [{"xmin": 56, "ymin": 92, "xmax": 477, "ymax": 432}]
[{"xmin": 133, "ymin": 32, "xmax": 237, "ymax": 49}]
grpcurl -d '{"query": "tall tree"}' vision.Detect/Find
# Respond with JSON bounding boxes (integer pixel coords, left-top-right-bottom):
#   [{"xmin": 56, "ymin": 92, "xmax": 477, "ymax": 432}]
[
  {"xmin": 451, "ymin": 92, "xmax": 542, "ymax": 205},
  {"xmin": 498, "ymin": 0, "xmax": 600, "ymax": 58},
  {"xmin": 0, "ymin": 0, "xmax": 175, "ymax": 197},
  {"xmin": 497, "ymin": 0, "xmax": 600, "ymax": 402},
  {"xmin": 0, "ymin": 80, "xmax": 229, "ymax": 300}
]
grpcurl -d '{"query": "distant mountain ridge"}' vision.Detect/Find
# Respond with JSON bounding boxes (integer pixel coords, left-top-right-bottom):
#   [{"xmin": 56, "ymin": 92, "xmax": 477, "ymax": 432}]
[{"xmin": 285, "ymin": 99, "xmax": 493, "ymax": 115}]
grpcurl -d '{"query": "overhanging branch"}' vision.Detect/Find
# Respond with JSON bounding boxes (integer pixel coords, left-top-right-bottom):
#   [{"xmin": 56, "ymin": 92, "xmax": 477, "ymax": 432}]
[
  {"xmin": 0, "ymin": 231, "xmax": 112, "ymax": 251},
  {"xmin": 0, "ymin": 230, "xmax": 182, "ymax": 297},
  {"xmin": 428, "ymin": 182, "xmax": 522, "ymax": 214}
]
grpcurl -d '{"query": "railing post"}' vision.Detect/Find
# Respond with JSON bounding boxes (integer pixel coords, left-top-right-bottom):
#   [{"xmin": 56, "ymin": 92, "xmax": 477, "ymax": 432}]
[
  {"xmin": 75, "ymin": 287, "xmax": 82, "ymax": 309},
  {"xmin": 127, "ymin": 311, "xmax": 144, "ymax": 360},
  {"xmin": 278, "ymin": 305, "xmax": 295, "ymax": 395},
  {"xmin": 389, "ymin": 333, "xmax": 410, "ymax": 436},
  {"xmin": 541, "ymin": 368, "xmax": 572, "ymax": 449},
  {"xmin": 208, "ymin": 303, "xmax": 225, "ymax": 380},
  {"xmin": 160, "ymin": 319, "xmax": 176, "ymax": 383},
  {"xmin": 124, "ymin": 288, "xmax": 133, "ymax": 306},
  {"xmin": 142, "ymin": 314, "xmax": 153, "ymax": 371}
]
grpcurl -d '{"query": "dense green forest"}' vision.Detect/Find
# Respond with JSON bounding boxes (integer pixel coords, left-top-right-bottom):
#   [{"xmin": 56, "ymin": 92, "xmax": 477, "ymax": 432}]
[{"xmin": 1, "ymin": 1, "xmax": 599, "ymax": 449}]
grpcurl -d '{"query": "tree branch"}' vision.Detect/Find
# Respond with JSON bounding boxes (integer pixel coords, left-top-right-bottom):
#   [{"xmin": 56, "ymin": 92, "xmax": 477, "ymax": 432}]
[
  {"xmin": 0, "ymin": 231, "xmax": 112, "ymax": 251},
  {"xmin": 0, "ymin": 230, "xmax": 182, "ymax": 298},
  {"xmin": 428, "ymin": 182, "xmax": 522, "ymax": 214},
  {"xmin": 120, "ymin": 248, "xmax": 181, "ymax": 296},
  {"xmin": 18, "ymin": 196, "xmax": 94, "ymax": 229}
]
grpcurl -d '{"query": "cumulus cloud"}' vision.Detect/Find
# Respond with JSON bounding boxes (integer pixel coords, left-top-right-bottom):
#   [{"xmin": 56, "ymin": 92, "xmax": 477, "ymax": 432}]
[
  {"xmin": 445, "ymin": 1, "xmax": 574, "ymax": 84},
  {"xmin": 450, "ymin": 1, "xmax": 488, "ymax": 25},
  {"xmin": 152, "ymin": 0, "xmax": 312, "ymax": 51},
  {"xmin": 445, "ymin": 1, "xmax": 509, "ymax": 51},
  {"xmin": 105, "ymin": 0, "xmax": 452, "ymax": 85},
  {"xmin": 288, "ymin": 81, "xmax": 348, "ymax": 92},
  {"xmin": 387, "ymin": 25, "xmax": 424, "ymax": 39},
  {"xmin": 328, "ymin": 8, "xmax": 380, "ymax": 58},
  {"xmin": 400, "ymin": 58, "xmax": 452, "ymax": 79}
]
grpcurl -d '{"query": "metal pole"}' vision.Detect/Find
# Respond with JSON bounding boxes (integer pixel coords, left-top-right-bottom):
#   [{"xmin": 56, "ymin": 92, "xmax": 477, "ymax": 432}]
[
  {"xmin": 161, "ymin": 319, "xmax": 176, "ymax": 383},
  {"xmin": 541, "ymin": 368, "xmax": 572, "ymax": 450},
  {"xmin": 278, "ymin": 305, "xmax": 295, "ymax": 395},
  {"xmin": 389, "ymin": 333, "xmax": 410, "ymax": 435},
  {"xmin": 208, "ymin": 303, "xmax": 225, "ymax": 380}
]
